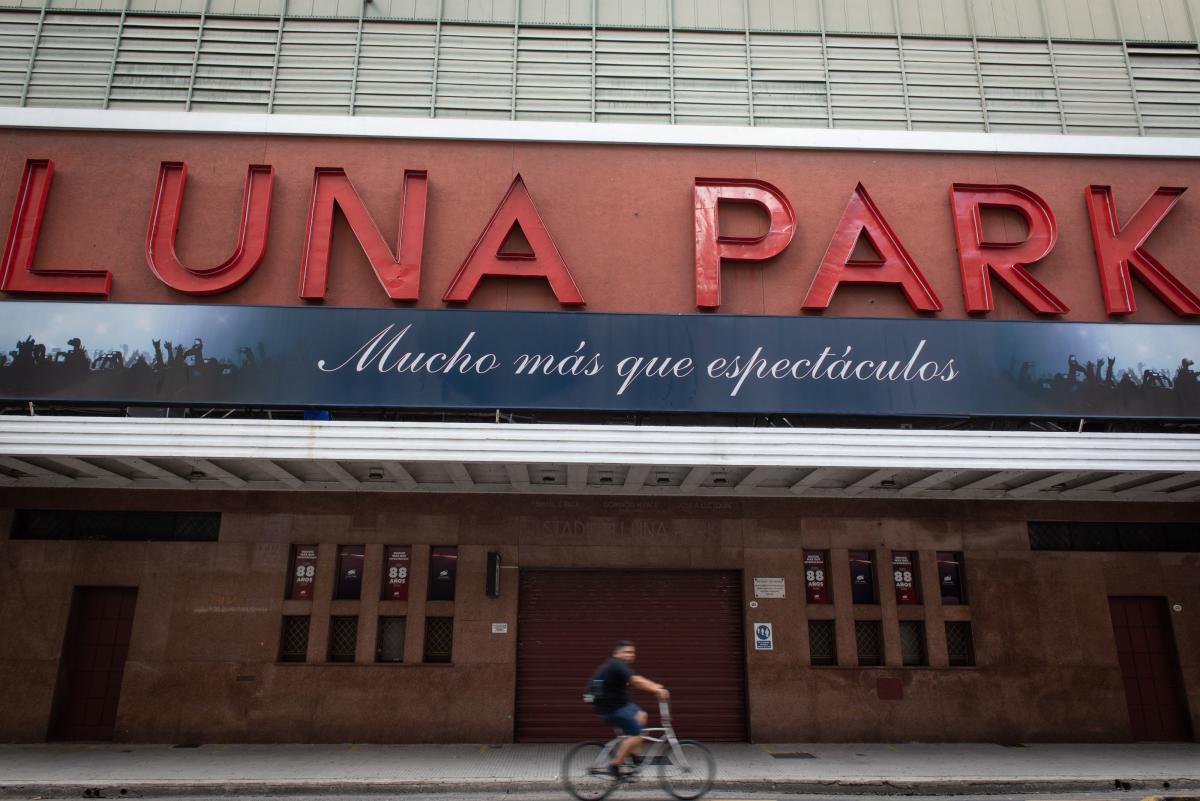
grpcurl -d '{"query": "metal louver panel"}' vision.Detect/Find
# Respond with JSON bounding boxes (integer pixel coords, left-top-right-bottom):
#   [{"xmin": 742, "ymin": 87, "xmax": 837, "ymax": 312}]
[
  {"xmin": 25, "ymin": 13, "xmax": 118, "ymax": 107},
  {"xmin": 516, "ymin": 25, "xmax": 591, "ymax": 120},
  {"xmin": 1054, "ymin": 41, "xmax": 1138, "ymax": 134},
  {"xmin": 673, "ymin": 29, "xmax": 750, "ymax": 125},
  {"xmin": 828, "ymin": 36, "xmax": 905, "ymax": 128},
  {"xmin": 979, "ymin": 39, "xmax": 1061, "ymax": 132},
  {"xmin": 355, "ymin": 20, "xmax": 435, "ymax": 116},
  {"xmin": 594, "ymin": 26, "xmax": 670, "ymax": 123},
  {"xmin": 190, "ymin": 16, "xmax": 276, "ymax": 112},
  {"xmin": 109, "ymin": 15, "xmax": 197, "ymax": 109},
  {"xmin": 749, "ymin": 32, "xmax": 827, "ymax": 127},
  {"xmin": 903, "ymin": 37, "xmax": 984, "ymax": 130},
  {"xmin": 515, "ymin": 570, "xmax": 747, "ymax": 743},
  {"xmin": 273, "ymin": 18, "xmax": 356, "ymax": 114},
  {"xmin": 0, "ymin": 10, "xmax": 38, "ymax": 103},
  {"xmin": 1128, "ymin": 44, "xmax": 1200, "ymax": 136},
  {"xmin": 435, "ymin": 22, "xmax": 514, "ymax": 118}
]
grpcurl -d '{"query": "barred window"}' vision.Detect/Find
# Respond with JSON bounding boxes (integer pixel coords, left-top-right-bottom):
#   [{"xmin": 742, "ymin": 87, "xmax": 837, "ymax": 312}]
[
  {"xmin": 376, "ymin": 616, "xmax": 406, "ymax": 663},
  {"xmin": 808, "ymin": 619, "xmax": 837, "ymax": 666},
  {"xmin": 11, "ymin": 509, "xmax": 219, "ymax": 541},
  {"xmin": 279, "ymin": 616, "xmax": 310, "ymax": 663},
  {"xmin": 899, "ymin": 620, "xmax": 927, "ymax": 666},
  {"xmin": 328, "ymin": 616, "xmax": 358, "ymax": 663},
  {"xmin": 1029, "ymin": 522, "xmax": 1199, "ymax": 552},
  {"xmin": 424, "ymin": 617, "xmax": 453, "ymax": 663},
  {"xmin": 946, "ymin": 621, "xmax": 975, "ymax": 667},
  {"xmin": 855, "ymin": 620, "xmax": 883, "ymax": 666}
]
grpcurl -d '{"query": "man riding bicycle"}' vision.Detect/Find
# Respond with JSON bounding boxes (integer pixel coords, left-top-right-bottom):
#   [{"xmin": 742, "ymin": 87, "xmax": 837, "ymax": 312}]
[{"xmin": 591, "ymin": 640, "xmax": 670, "ymax": 777}]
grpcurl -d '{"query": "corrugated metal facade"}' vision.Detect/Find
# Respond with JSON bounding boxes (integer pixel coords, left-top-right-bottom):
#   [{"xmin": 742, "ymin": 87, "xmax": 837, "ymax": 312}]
[{"xmin": 1, "ymin": 0, "xmax": 1199, "ymax": 134}]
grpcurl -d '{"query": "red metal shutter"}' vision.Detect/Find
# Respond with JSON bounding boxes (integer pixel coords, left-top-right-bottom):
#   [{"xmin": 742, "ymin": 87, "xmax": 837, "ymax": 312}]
[{"xmin": 516, "ymin": 570, "xmax": 747, "ymax": 742}]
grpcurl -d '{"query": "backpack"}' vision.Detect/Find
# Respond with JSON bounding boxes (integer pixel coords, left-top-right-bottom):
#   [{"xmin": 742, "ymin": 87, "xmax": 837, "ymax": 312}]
[{"xmin": 583, "ymin": 665, "xmax": 607, "ymax": 705}]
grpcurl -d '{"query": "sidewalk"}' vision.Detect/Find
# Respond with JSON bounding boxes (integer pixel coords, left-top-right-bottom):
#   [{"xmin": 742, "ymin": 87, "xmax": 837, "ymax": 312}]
[{"xmin": 0, "ymin": 742, "xmax": 1198, "ymax": 797}]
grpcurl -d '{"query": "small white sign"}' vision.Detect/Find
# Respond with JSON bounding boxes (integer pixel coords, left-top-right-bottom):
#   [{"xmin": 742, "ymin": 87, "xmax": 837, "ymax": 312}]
[
  {"xmin": 753, "ymin": 622, "xmax": 774, "ymax": 651},
  {"xmin": 491, "ymin": 623, "xmax": 509, "ymax": 634},
  {"xmin": 753, "ymin": 577, "xmax": 786, "ymax": 599}
]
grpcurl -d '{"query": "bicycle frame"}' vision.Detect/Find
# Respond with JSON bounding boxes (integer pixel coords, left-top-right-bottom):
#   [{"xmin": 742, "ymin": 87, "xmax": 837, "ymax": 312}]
[{"xmin": 592, "ymin": 701, "xmax": 692, "ymax": 776}]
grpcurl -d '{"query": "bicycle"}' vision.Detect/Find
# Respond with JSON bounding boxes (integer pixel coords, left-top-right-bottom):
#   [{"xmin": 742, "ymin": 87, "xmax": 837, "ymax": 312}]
[{"xmin": 561, "ymin": 700, "xmax": 716, "ymax": 801}]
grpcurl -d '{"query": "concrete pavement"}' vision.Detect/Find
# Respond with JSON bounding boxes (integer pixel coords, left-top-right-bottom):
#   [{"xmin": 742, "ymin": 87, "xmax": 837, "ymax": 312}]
[{"xmin": 0, "ymin": 741, "xmax": 1197, "ymax": 797}]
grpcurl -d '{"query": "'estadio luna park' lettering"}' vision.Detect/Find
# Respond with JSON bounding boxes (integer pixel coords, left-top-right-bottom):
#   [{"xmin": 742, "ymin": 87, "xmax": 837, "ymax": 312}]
[{"xmin": 2, "ymin": 158, "xmax": 1199, "ymax": 318}]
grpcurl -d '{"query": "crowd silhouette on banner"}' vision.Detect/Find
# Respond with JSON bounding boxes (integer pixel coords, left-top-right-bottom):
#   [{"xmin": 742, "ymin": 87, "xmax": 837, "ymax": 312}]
[
  {"xmin": 1015, "ymin": 353, "xmax": 1198, "ymax": 415},
  {"xmin": 0, "ymin": 334, "xmax": 268, "ymax": 401}
]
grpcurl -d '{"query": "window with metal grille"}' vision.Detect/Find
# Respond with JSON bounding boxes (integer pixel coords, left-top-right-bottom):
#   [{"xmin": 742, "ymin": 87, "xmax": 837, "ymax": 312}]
[
  {"xmin": 278, "ymin": 616, "xmax": 309, "ymax": 663},
  {"xmin": 899, "ymin": 620, "xmax": 927, "ymax": 666},
  {"xmin": 11, "ymin": 509, "xmax": 219, "ymax": 541},
  {"xmin": 946, "ymin": 621, "xmax": 975, "ymax": 667},
  {"xmin": 376, "ymin": 616, "xmax": 406, "ymax": 663},
  {"xmin": 1028, "ymin": 522, "xmax": 1199, "ymax": 552},
  {"xmin": 855, "ymin": 620, "xmax": 883, "ymax": 666},
  {"xmin": 424, "ymin": 617, "xmax": 453, "ymax": 663},
  {"xmin": 808, "ymin": 619, "xmax": 837, "ymax": 666},
  {"xmin": 328, "ymin": 616, "xmax": 358, "ymax": 663}
]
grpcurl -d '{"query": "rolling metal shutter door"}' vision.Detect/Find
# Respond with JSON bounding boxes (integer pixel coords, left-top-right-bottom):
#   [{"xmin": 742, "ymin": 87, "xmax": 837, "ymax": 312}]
[{"xmin": 516, "ymin": 570, "xmax": 747, "ymax": 742}]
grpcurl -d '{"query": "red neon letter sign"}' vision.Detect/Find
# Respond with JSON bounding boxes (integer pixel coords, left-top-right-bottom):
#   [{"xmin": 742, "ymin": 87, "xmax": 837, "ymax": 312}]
[
  {"xmin": 146, "ymin": 162, "xmax": 274, "ymax": 295},
  {"xmin": 442, "ymin": 174, "xmax": 584, "ymax": 306},
  {"xmin": 1085, "ymin": 185, "xmax": 1200, "ymax": 317},
  {"xmin": 299, "ymin": 168, "xmax": 428, "ymax": 301},
  {"xmin": 693, "ymin": 178, "xmax": 795, "ymax": 309},
  {"xmin": 950, "ymin": 184, "xmax": 1066, "ymax": 315},
  {"xmin": 0, "ymin": 159, "xmax": 111, "ymax": 296},
  {"xmin": 802, "ymin": 183, "xmax": 942, "ymax": 312}
]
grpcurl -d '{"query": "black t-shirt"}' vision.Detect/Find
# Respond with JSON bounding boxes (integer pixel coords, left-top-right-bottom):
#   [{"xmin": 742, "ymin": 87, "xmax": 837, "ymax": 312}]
[{"xmin": 594, "ymin": 657, "xmax": 635, "ymax": 713}]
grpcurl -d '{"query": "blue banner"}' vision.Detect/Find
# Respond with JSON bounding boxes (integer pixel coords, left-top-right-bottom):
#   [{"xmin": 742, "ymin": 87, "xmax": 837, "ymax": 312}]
[{"xmin": 0, "ymin": 300, "xmax": 1197, "ymax": 419}]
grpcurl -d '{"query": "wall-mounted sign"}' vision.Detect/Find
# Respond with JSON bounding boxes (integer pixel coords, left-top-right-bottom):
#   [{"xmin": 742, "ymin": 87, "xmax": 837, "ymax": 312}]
[
  {"xmin": 288, "ymin": 545, "xmax": 318, "ymax": 600},
  {"xmin": 428, "ymin": 546, "xmax": 458, "ymax": 601},
  {"xmin": 382, "ymin": 545, "xmax": 410, "ymax": 601},
  {"xmin": 334, "ymin": 545, "xmax": 365, "ymax": 600},
  {"xmin": 753, "ymin": 622, "xmax": 774, "ymax": 651},
  {"xmin": 849, "ymin": 550, "xmax": 878, "ymax": 605},
  {"xmin": 804, "ymin": 550, "xmax": 830, "ymax": 604},
  {"xmin": 753, "ymin": 577, "xmax": 786, "ymax": 599},
  {"xmin": 1, "ymin": 301, "xmax": 1196, "ymax": 419},
  {"xmin": 892, "ymin": 551, "xmax": 920, "ymax": 605},
  {"xmin": 491, "ymin": 622, "xmax": 509, "ymax": 634}
]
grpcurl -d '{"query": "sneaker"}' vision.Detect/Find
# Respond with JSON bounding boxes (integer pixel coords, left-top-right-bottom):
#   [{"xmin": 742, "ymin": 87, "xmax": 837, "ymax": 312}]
[{"xmin": 631, "ymin": 754, "xmax": 645, "ymax": 766}]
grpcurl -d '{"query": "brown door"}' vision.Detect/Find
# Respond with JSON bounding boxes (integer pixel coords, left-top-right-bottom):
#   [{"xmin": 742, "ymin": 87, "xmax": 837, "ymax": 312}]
[
  {"xmin": 516, "ymin": 570, "xmax": 746, "ymax": 742},
  {"xmin": 52, "ymin": 587, "xmax": 138, "ymax": 741},
  {"xmin": 1108, "ymin": 596, "xmax": 1193, "ymax": 741}
]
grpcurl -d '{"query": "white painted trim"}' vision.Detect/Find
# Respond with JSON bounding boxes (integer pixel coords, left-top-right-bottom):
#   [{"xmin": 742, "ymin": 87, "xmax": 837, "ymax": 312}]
[{"xmin": 3, "ymin": 107, "xmax": 1200, "ymax": 158}]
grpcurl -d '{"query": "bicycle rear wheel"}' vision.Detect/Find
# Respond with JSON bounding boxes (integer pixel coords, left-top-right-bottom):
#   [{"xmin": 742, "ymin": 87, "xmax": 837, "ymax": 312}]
[
  {"xmin": 561, "ymin": 741, "xmax": 618, "ymax": 801},
  {"xmin": 658, "ymin": 739, "xmax": 715, "ymax": 800}
]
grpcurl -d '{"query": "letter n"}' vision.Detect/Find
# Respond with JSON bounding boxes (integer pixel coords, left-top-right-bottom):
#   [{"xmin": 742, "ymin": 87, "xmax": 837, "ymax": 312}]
[
  {"xmin": 693, "ymin": 177, "xmax": 795, "ymax": 309},
  {"xmin": 146, "ymin": 162, "xmax": 274, "ymax": 295},
  {"xmin": 801, "ymin": 183, "xmax": 942, "ymax": 312},
  {"xmin": 1, "ymin": 159, "xmax": 111, "ymax": 296},
  {"xmin": 1085, "ymin": 185, "xmax": 1200, "ymax": 317},
  {"xmin": 949, "ymin": 183, "xmax": 1066, "ymax": 315},
  {"xmin": 299, "ymin": 168, "xmax": 428, "ymax": 301},
  {"xmin": 442, "ymin": 174, "xmax": 584, "ymax": 305}
]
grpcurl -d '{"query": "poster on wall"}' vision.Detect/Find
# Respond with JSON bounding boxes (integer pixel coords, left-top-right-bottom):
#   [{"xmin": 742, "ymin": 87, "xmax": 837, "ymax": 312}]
[
  {"xmin": 804, "ymin": 551, "xmax": 830, "ymax": 604},
  {"xmin": 382, "ymin": 545, "xmax": 410, "ymax": 601},
  {"xmin": 288, "ymin": 545, "xmax": 318, "ymax": 600},
  {"xmin": 892, "ymin": 551, "xmax": 920, "ymax": 605},
  {"xmin": 0, "ymin": 301, "xmax": 1197, "ymax": 420}
]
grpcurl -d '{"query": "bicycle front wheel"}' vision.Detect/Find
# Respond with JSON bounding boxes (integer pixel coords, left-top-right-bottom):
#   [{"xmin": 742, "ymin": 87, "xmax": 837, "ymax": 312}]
[
  {"xmin": 561, "ymin": 741, "xmax": 618, "ymax": 801},
  {"xmin": 658, "ymin": 739, "xmax": 716, "ymax": 800}
]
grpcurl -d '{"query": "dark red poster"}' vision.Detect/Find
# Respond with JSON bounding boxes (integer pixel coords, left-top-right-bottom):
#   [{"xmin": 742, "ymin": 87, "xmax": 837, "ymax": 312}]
[
  {"xmin": 804, "ymin": 550, "xmax": 830, "ymax": 604},
  {"xmin": 892, "ymin": 551, "xmax": 920, "ymax": 605},
  {"xmin": 288, "ymin": 545, "xmax": 318, "ymax": 600},
  {"xmin": 383, "ymin": 545, "xmax": 411, "ymax": 601}
]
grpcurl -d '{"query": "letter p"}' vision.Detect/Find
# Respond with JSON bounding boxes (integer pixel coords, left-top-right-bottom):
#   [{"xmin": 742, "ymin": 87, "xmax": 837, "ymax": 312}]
[{"xmin": 694, "ymin": 178, "xmax": 795, "ymax": 309}]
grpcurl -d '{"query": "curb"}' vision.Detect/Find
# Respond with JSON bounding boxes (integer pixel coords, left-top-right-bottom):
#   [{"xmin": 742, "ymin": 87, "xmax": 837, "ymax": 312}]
[{"xmin": 1, "ymin": 778, "xmax": 1198, "ymax": 797}]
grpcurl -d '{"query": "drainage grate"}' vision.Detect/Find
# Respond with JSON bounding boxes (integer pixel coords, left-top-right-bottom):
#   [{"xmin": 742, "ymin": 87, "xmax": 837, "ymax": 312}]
[{"xmin": 769, "ymin": 752, "xmax": 817, "ymax": 759}]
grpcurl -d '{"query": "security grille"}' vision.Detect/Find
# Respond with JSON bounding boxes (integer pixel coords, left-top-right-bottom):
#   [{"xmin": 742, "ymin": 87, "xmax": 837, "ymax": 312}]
[
  {"xmin": 946, "ymin": 621, "xmax": 975, "ymax": 667},
  {"xmin": 1029, "ymin": 522, "xmax": 1200, "ymax": 552},
  {"xmin": 899, "ymin": 620, "xmax": 926, "ymax": 666},
  {"xmin": 376, "ymin": 616, "xmax": 406, "ymax": 663},
  {"xmin": 328, "ymin": 616, "xmax": 357, "ymax": 663},
  {"xmin": 11, "ymin": 509, "xmax": 220, "ymax": 541},
  {"xmin": 278, "ymin": 616, "xmax": 309, "ymax": 662},
  {"xmin": 423, "ymin": 616, "xmax": 453, "ymax": 663},
  {"xmin": 855, "ymin": 620, "xmax": 883, "ymax": 666},
  {"xmin": 808, "ymin": 619, "xmax": 836, "ymax": 666}
]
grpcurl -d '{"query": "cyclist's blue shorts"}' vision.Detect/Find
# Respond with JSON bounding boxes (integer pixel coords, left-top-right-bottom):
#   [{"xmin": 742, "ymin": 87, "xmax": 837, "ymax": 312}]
[{"xmin": 601, "ymin": 703, "xmax": 643, "ymax": 736}]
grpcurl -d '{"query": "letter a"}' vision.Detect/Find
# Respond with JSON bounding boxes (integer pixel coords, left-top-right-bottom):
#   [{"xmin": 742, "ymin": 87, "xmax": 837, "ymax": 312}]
[
  {"xmin": 801, "ymin": 183, "xmax": 942, "ymax": 312},
  {"xmin": 1, "ymin": 159, "xmax": 111, "ymax": 296},
  {"xmin": 442, "ymin": 174, "xmax": 584, "ymax": 305}
]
